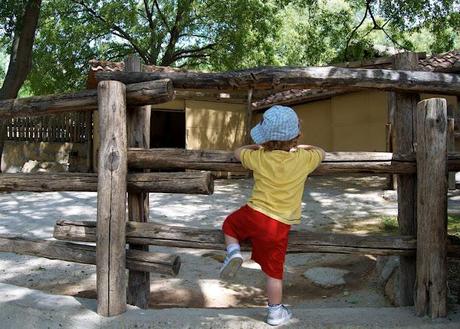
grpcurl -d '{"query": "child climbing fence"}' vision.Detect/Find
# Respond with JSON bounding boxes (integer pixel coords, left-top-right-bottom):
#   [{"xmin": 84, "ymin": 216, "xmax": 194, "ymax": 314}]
[{"xmin": 0, "ymin": 52, "xmax": 458, "ymax": 319}]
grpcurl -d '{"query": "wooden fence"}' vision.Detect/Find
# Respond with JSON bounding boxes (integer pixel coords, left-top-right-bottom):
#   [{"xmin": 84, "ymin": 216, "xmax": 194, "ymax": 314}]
[
  {"xmin": 0, "ymin": 53, "xmax": 458, "ymax": 319},
  {"xmin": 2, "ymin": 111, "xmax": 91, "ymax": 143}
]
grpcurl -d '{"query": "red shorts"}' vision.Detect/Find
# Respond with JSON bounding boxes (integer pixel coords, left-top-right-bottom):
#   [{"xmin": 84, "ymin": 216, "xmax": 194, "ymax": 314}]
[{"xmin": 222, "ymin": 205, "xmax": 290, "ymax": 279}]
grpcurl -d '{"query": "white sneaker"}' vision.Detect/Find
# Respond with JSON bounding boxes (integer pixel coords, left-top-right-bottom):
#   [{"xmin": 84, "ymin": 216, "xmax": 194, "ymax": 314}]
[
  {"xmin": 266, "ymin": 304, "xmax": 292, "ymax": 326},
  {"xmin": 219, "ymin": 250, "xmax": 243, "ymax": 279}
]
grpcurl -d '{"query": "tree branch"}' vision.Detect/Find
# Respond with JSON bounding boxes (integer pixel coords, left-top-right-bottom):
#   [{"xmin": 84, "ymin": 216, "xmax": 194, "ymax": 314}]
[
  {"xmin": 143, "ymin": 0, "xmax": 155, "ymax": 31},
  {"xmin": 344, "ymin": 1, "xmax": 369, "ymax": 60},
  {"xmin": 72, "ymin": 0, "xmax": 149, "ymax": 63},
  {"xmin": 153, "ymin": 0, "xmax": 170, "ymax": 32}
]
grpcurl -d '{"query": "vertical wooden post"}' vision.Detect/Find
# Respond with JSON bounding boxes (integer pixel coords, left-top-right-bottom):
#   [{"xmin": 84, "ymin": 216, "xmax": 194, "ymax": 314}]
[
  {"xmin": 392, "ymin": 52, "xmax": 419, "ymax": 306},
  {"xmin": 447, "ymin": 118, "xmax": 455, "ymax": 190},
  {"xmin": 85, "ymin": 111, "xmax": 93, "ymax": 173},
  {"xmin": 124, "ymin": 55, "xmax": 152, "ymax": 309},
  {"xmin": 415, "ymin": 98, "xmax": 448, "ymax": 318},
  {"xmin": 96, "ymin": 80, "xmax": 128, "ymax": 316},
  {"xmin": 245, "ymin": 88, "xmax": 254, "ymax": 145}
]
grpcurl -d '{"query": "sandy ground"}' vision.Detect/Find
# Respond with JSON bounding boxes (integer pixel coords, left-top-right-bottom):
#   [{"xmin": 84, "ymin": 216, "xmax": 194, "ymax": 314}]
[{"xmin": 0, "ymin": 175, "xmax": 459, "ymax": 315}]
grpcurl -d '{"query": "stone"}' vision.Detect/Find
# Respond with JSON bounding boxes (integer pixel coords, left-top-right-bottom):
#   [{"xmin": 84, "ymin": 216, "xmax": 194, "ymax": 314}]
[
  {"xmin": 21, "ymin": 160, "xmax": 40, "ymax": 173},
  {"xmin": 384, "ymin": 268, "xmax": 400, "ymax": 306},
  {"xmin": 303, "ymin": 267, "xmax": 349, "ymax": 288},
  {"xmin": 375, "ymin": 256, "xmax": 399, "ymax": 285}
]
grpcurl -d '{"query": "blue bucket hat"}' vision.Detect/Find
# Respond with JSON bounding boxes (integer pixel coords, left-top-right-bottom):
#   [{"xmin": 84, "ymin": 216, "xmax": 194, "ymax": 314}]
[{"xmin": 250, "ymin": 105, "xmax": 300, "ymax": 144}]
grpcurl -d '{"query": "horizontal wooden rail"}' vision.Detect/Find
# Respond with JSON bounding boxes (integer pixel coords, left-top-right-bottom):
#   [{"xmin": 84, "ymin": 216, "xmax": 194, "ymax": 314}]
[
  {"xmin": 128, "ymin": 148, "xmax": 417, "ymax": 175},
  {"xmin": 128, "ymin": 149, "xmax": 460, "ymax": 175},
  {"xmin": 0, "ymin": 172, "xmax": 213, "ymax": 194},
  {"xmin": 53, "ymin": 219, "xmax": 458, "ymax": 257},
  {"xmin": 96, "ymin": 66, "xmax": 460, "ymax": 95},
  {"xmin": 0, "ymin": 235, "xmax": 180, "ymax": 275},
  {"xmin": 0, "ymin": 80, "xmax": 174, "ymax": 118}
]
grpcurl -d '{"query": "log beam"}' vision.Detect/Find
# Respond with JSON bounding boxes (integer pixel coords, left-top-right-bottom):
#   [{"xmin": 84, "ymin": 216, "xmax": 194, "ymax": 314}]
[
  {"xmin": 0, "ymin": 172, "xmax": 214, "ymax": 194},
  {"xmin": 96, "ymin": 80, "xmax": 127, "ymax": 316},
  {"xmin": 53, "ymin": 220, "xmax": 460, "ymax": 257},
  {"xmin": 96, "ymin": 66, "xmax": 460, "ymax": 95},
  {"xmin": 0, "ymin": 235, "xmax": 180, "ymax": 275},
  {"xmin": 415, "ymin": 98, "xmax": 448, "ymax": 318},
  {"xmin": 393, "ymin": 52, "xmax": 419, "ymax": 307},
  {"xmin": 128, "ymin": 148, "xmax": 417, "ymax": 175},
  {"xmin": 125, "ymin": 55, "xmax": 151, "ymax": 309},
  {"xmin": 0, "ymin": 80, "xmax": 174, "ymax": 118}
]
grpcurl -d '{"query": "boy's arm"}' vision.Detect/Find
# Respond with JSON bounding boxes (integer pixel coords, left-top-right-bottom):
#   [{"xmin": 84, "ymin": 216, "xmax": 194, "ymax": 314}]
[
  {"xmin": 297, "ymin": 145, "xmax": 326, "ymax": 160},
  {"xmin": 234, "ymin": 144, "xmax": 261, "ymax": 162}
]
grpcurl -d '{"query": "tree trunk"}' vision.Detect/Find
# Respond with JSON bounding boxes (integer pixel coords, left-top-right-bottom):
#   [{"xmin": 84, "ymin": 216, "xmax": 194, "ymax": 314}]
[
  {"xmin": 0, "ymin": 0, "xmax": 42, "ymax": 100},
  {"xmin": 0, "ymin": 0, "xmax": 41, "ymax": 168}
]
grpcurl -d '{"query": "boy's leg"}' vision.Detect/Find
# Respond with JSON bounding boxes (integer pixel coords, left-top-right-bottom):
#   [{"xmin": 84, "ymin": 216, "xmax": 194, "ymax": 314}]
[
  {"xmin": 266, "ymin": 274, "xmax": 283, "ymax": 305},
  {"xmin": 220, "ymin": 234, "xmax": 243, "ymax": 279},
  {"xmin": 221, "ymin": 207, "xmax": 248, "ymax": 280},
  {"xmin": 266, "ymin": 274, "xmax": 292, "ymax": 326},
  {"xmin": 224, "ymin": 234, "xmax": 239, "ymax": 246}
]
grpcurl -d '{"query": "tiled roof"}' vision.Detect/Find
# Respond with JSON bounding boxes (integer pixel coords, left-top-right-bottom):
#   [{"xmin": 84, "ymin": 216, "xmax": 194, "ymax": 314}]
[{"xmin": 418, "ymin": 50, "xmax": 460, "ymax": 73}]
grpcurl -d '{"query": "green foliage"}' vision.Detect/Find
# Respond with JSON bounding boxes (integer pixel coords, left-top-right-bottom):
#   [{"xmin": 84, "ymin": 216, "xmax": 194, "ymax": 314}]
[
  {"xmin": 273, "ymin": 1, "xmax": 354, "ymax": 66},
  {"xmin": 1, "ymin": 0, "xmax": 459, "ymax": 96},
  {"xmin": 379, "ymin": 215, "xmax": 460, "ymax": 237}
]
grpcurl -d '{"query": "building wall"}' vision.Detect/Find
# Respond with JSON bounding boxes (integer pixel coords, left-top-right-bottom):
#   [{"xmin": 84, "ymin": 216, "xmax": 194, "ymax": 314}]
[
  {"xmin": 293, "ymin": 99, "xmax": 333, "ymax": 150},
  {"xmin": 330, "ymin": 91, "xmax": 388, "ymax": 151},
  {"xmin": 185, "ymin": 100, "xmax": 247, "ymax": 150},
  {"xmin": 292, "ymin": 91, "xmax": 388, "ymax": 152}
]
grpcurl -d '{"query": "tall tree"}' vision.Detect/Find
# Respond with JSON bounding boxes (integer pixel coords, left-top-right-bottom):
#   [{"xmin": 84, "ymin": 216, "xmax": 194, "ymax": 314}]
[
  {"xmin": 2, "ymin": 0, "xmax": 458, "ymax": 96},
  {"xmin": 25, "ymin": 0, "xmax": 280, "ymax": 94},
  {"xmin": 0, "ymin": 0, "xmax": 42, "ymax": 99}
]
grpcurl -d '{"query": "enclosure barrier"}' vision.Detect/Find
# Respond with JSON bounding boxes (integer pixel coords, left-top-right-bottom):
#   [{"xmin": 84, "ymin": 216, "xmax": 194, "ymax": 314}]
[{"xmin": 0, "ymin": 52, "xmax": 458, "ymax": 318}]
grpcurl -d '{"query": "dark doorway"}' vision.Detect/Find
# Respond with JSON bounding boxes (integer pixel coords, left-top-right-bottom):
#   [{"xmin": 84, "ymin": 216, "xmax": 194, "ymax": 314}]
[{"xmin": 150, "ymin": 110, "xmax": 185, "ymax": 148}]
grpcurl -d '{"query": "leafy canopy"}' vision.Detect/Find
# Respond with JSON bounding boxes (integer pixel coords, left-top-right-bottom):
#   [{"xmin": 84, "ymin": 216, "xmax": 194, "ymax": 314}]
[{"xmin": 0, "ymin": 0, "xmax": 459, "ymax": 96}]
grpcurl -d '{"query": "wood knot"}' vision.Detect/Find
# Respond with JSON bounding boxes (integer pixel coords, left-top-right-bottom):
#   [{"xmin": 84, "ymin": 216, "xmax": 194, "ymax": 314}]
[{"xmin": 105, "ymin": 151, "xmax": 120, "ymax": 171}]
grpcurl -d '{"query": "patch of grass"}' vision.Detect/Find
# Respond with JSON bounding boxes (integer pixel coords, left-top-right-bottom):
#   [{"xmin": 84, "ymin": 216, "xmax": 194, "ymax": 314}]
[
  {"xmin": 448, "ymin": 215, "xmax": 460, "ymax": 237},
  {"xmin": 379, "ymin": 215, "xmax": 460, "ymax": 237},
  {"xmin": 331, "ymin": 215, "xmax": 460, "ymax": 236},
  {"xmin": 381, "ymin": 216, "xmax": 399, "ymax": 234}
]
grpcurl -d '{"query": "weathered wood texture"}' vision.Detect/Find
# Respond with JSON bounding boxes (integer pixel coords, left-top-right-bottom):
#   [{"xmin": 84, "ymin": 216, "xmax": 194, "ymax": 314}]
[
  {"xmin": 96, "ymin": 66, "xmax": 460, "ymax": 95},
  {"xmin": 0, "ymin": 172, "xmax": 214, "ymax": 194},
  {"xmin": 415, "ymin": 98, "xmax": 448, "ymax": 318},
  {"xmin": 0, "ymin": 235, "xmax": 180, "ymax": 275},
  {"xmin": 0, "ymin": 80, "xmax": 174, "ymax": 118},
  {"xmin": 125, "ymin": 55, "xmax": 151, "ymax": 309},
  {"xmin": 448, "ymin": 118, "xmax": 456, "ymax": 189},
  {"xmin": 128, "ymin": 148, "xmax": 418, "ymax": 174},
  {"xmin": 53, "ymin": 220, "xmax": 460, "ymax": 257},
  {"xmin": 393, "ymin": 53, "xmax": 419, "ymax": 307},
  {"xmin": 53, "ymin": 220, "xmax": 411, "ymax": 256},
  {"xmin": 96, "ymin": 80, "xmax": 128, "ymax": 316}
]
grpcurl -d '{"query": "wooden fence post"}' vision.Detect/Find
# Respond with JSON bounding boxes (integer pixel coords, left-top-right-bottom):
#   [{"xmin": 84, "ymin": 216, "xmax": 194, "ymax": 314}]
[
  {"xmin": 393, "ymin": 52, "xmax": 419, "ymax": 306},
  {"xmin": 96, "ymin": 80, "xmax": 128, "ymax": 316},
  {"xmin": 125, "ymin": 55, "xmax": 152, "ymax": 308},
  {"xmin": 415, "ymin": 98, "xmax": 448, "ymax": 318},
  {"xmin": 448, "ymin": 118, "xmax": 456, "ymax": 189}
]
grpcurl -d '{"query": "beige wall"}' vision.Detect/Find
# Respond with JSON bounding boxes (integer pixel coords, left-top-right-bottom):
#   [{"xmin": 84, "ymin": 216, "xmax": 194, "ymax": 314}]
[
  {"xmin": 290, "ymin": 91, "xmax": 388, "ymax": 152},
  {"xmin": 152, "ymin": 99, "xmax": 185, "ymax": 110},
  {"xmin": 185, "ymin": 100, "xmax": 247, "ymax": 150},
  {"xmin": 330, "ymin": 91, "xmax": 387, "ymax": 151},
  {"xmin": 293, "ymin": 99, "xmax": 333, "ymax": 150}
]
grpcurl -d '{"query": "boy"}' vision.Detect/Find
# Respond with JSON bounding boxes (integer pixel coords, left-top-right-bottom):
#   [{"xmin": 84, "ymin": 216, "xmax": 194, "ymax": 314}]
[{"xmin": 220, "ymin": 105, "xmax": 325, "ymax": 326}]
